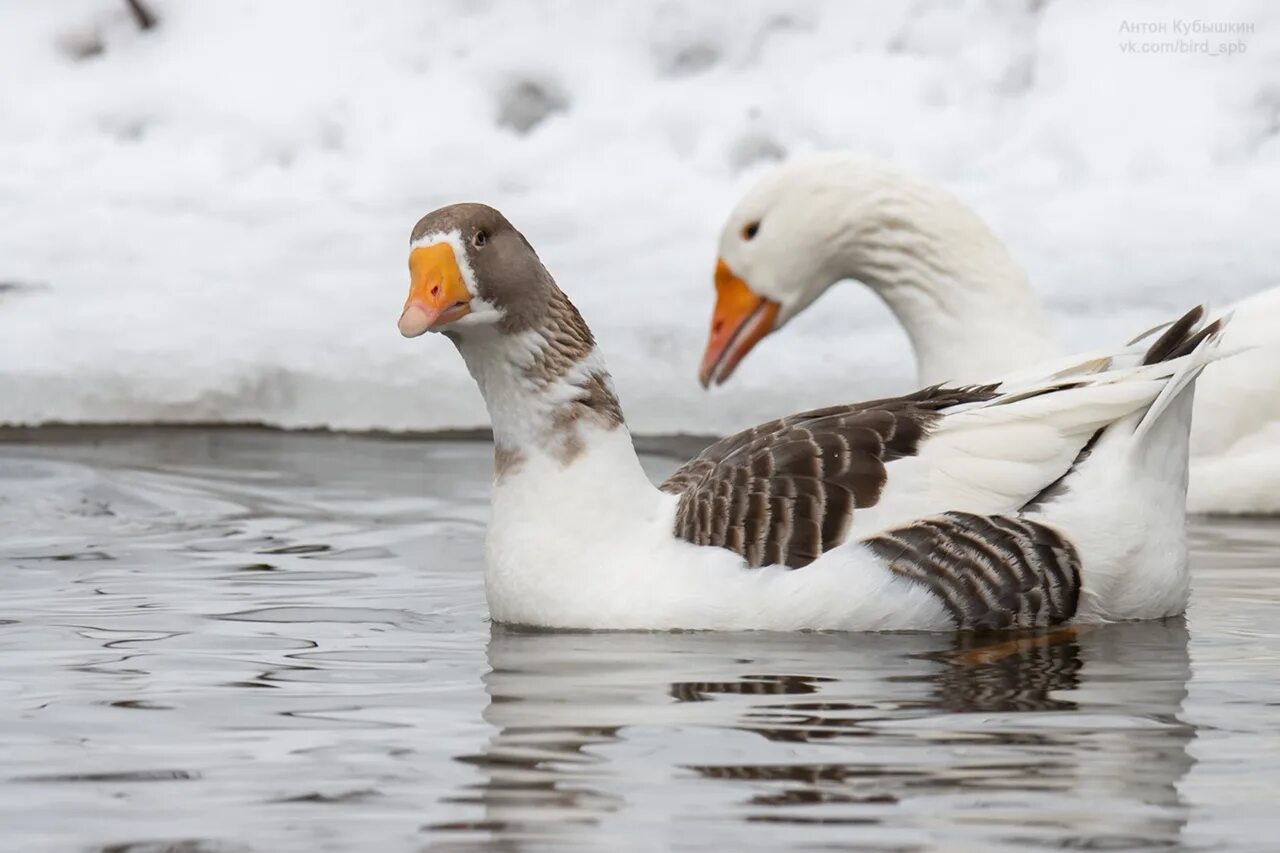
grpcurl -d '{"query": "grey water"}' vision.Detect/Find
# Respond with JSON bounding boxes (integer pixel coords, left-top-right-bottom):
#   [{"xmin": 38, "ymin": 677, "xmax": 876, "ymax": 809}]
[{"xmin": 1, "ymin": 429, "xmax": 1278, "ymax": 853}]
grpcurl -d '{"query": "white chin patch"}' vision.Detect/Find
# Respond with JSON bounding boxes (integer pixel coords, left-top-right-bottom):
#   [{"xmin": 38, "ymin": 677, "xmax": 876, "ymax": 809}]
[{"xmin": 453, "ymin": 297, "xmax": 504, "ymax": 328}]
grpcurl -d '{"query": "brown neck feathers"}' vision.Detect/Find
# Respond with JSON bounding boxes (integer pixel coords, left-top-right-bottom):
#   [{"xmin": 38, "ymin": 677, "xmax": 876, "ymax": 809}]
[{"xmin": 491, "ymin": 285, "xmax": 624, "ymax": 479}]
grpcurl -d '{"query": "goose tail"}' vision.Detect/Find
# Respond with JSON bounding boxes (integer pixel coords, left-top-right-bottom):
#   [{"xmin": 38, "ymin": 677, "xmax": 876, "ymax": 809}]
[{"xmin": 1030, "ymin": 305, "xmax": 1232, "ymax": 622}]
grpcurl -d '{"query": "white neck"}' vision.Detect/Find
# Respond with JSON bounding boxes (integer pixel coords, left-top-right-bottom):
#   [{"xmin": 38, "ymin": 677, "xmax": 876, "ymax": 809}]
[
  {"xmin": 453, "ymin": 326, "xmax": 671, "ymax": 627},
  {"xmin": 829, "ymin": 176, "xmax": 1057, "ymax": 384},
  {"xmin": 452, "ymin": 326, "xmax": 656, "ymax": 502},
  {"xmin": 456, "ymin": 328, "xmax": 579, "ymax": 451}
]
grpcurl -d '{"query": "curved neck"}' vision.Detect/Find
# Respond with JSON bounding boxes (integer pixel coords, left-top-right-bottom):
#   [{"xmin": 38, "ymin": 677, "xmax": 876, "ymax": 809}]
[
  {"xmin": 451, "ymin": 287, "xmax": 652, "ymax": 497},
  {"xmin": 832, "ymin": 181, "xmax": 1058, "ymax": 384}
]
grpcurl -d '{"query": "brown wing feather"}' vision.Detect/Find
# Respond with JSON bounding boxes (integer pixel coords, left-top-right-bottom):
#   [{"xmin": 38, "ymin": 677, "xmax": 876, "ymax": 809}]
[
  {"xmin": 661, "ymin": 385, "xmax": 999, "ymax": 568},
  {"xmin": 864, "ymin": 511, "xmax": 1082, "ymax": 630}
]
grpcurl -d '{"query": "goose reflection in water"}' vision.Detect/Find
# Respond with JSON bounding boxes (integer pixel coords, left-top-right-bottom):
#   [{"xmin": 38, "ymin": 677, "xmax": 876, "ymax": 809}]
[{"xmin": 426, "ymin": 621, "xmax": 1195, "ymax": 851}]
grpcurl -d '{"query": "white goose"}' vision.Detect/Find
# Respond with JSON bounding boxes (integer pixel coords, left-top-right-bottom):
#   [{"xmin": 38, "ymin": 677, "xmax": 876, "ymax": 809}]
[
  {"xmin": 701, "ymin": 154, "xmax": 1280, "ymax": 515},
  {"xmin": 398, "ymin": 202, "xmax": 1224, "ymax": 631}
]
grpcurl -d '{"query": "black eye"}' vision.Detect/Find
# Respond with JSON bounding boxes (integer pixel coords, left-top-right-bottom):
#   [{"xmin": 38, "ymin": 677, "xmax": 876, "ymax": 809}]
[
  {"xmin": 741, "ymin": 221, "xmax": 760, "ymax": 241},
  {"xmin": 472, "ymin": 230, "xmax": 487, "ymax": 248}
]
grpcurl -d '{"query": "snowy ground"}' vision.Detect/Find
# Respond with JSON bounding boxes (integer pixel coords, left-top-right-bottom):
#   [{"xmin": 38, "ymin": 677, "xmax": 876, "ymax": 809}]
[{"xmin": 2, "ymin": 0, "xmax": 1278, "ymax": 435}]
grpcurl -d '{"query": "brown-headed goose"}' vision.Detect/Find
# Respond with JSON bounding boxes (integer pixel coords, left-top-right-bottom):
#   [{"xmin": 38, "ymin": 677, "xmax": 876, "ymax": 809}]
[
  {"xmin": 399, "ymin": 202, "xmax": 1224, "ymax": 631},
  {"xmin": 700, "ymin": 154, "xmax": 1280, "ymax": 514}
]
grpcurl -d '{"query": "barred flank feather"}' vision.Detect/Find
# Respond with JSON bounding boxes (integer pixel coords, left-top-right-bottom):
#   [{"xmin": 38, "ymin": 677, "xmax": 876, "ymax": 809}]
[{"xmin": 864, "ymin": 512, "xmax": 1082, "ymax": 630}]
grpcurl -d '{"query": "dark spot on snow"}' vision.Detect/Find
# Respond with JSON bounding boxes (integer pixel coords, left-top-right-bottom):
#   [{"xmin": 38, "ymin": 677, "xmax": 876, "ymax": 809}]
[
  {"xmin": 124, "ymin": 0, "xmax": 159, "ymax": 32},
  {"xmin": 0, "ymin": 280, "xmax": 50, "ymax": 296},
  {"xmin": 655, "ymin": 41, "xmax": 721, "ymax": 77},
  {"xmin": 743, "ymin": 13, "xmax": 812, "ymax": 63},
  {"xmin": 317, "ymin": 118, "xmax": 345, "ymax": 151},
  {"xmin": 117, "ymin": 120, "xmax": 147, "ymax": 141},
  {"xmin": 727, "ymin": 129, "xmax": 787, "ymax": 172},
  {"xmin": 997, "ymin": 54, "xmax": 1037, "ymax": 96},
  {"xmin": 59, "ymin": 29, "xmax": 106, "ymax": 60},
  {"xmin": 496, "ymin": 79, "xmax": 569, "ymax": 135},
  {"xmin": 96, "ymin": 114, "xmax": 149, "ymax": 142},
  {"xmin": 58, "ymin": 0, "xmax": 158, "ymax": 62}
]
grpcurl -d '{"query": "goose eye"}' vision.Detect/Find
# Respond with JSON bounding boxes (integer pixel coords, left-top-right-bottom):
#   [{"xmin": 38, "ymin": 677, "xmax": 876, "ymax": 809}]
[
  {"xmin": 741, "ymin": 221, "xmax": 760, "ymax": 241},
  {"xmin": 472, "ymin": 230, "xmax": 488, "ymax": 249}
]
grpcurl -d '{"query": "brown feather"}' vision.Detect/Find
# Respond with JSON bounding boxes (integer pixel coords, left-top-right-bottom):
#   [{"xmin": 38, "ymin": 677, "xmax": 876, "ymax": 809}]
[
  {"xmin": 1142, "ymin": 304, "xmax": 1205, "ymax": 365},
  {"xmin": 865, "ymin": 512, "xmax": 1082, "ymax": 630},
  {"xmin": 661, "ymin": 384, "xmax": 1000, "ymax": 568}
]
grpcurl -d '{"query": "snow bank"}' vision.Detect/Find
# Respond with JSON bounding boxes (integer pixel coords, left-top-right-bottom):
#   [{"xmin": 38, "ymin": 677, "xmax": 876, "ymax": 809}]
[{"xmin": 1, "ymin": 0, "xmax": 1277, "ymax": 435}]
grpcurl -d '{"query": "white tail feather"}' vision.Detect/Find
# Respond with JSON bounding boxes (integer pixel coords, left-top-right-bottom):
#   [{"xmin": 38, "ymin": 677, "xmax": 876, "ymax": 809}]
[{"xmin": 1133, "ymin": 311, "xmax": 1232, "ymax": 441}]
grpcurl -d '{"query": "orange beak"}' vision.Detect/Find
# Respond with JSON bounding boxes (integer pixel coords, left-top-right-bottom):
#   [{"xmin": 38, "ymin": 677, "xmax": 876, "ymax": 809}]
[
  {"xmin": 698, "ymin": 259, "xmax": 780, "ymax": 388},
  {"xmin": 398, "ymin": 243, "xmax": 473, "ymax": 337}
]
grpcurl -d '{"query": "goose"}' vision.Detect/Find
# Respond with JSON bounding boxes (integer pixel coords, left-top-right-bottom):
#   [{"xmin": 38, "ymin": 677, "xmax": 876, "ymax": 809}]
[
  {"xmin": 397, "ymin": 202, "xmax": 1224, "ymax": 632},
  {"xmin": 700, "ymin": 154, "xmax": 1280, "ymax": 515}
]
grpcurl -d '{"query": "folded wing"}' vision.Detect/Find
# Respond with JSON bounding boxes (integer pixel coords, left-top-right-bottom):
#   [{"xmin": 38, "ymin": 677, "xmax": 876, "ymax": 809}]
[{"xmin": 660, "ymin": 385, "xmax": 998, "ymax": 567}]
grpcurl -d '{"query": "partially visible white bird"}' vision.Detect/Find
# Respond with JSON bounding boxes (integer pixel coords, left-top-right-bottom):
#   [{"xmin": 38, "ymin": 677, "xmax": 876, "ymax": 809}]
[{"xmin": 701, "ymin": 154, "xmax": 1279, "ymax": 514}]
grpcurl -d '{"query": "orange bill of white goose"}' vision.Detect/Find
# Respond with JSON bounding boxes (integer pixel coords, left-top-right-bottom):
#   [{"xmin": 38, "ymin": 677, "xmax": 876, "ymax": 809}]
[
  {"xmin": 699, "ymin": 154, "xmax": 1280, "ymax": 514},
  {"xmin": 399, "ymin": 202, "xmax": 1227, "ymax": 632}
]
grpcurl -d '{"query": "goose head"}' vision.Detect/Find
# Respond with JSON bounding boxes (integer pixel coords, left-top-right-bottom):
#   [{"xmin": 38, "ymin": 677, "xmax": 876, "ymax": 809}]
[
  {"xmin": 698, "ymin": 158, "xmax": 871, "ymax": 387},
  {"xmin": 397, "ymin": 203, "xmax": 626, "ymax": 464},
  {"xmin": 697, "ymin": 155, "xmax": 1039, "ymax": 388},
  {"xmin": 398, "ymin": 202, "xmax": 551, "ymax": 340}
]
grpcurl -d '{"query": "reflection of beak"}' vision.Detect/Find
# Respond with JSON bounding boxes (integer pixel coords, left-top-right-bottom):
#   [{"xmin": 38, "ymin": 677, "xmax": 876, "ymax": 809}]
[
  {"xmin": 398, "ymin": 243, "xmax": 473, "ymax": 337},
  {"xmin": 698, "ymin": 259, "xmax": 780, "ymax": 388}
]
